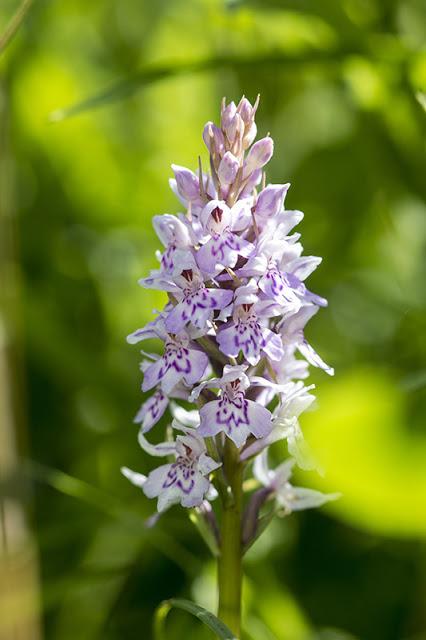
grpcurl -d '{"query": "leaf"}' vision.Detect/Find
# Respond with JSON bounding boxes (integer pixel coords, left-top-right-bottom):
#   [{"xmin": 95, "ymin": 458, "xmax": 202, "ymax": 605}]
[
  {"xmin": 49, "ymin": 48, "xmax": 356, "ymax": 122},
  {"xmin": 154, "ymin": 598, "xmax": 238, "ymax": 640}
]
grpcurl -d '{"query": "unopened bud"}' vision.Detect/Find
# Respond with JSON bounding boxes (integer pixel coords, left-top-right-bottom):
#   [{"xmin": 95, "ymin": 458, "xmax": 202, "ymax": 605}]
[
  {"xmin": 237, "ymin": 97, "xmax": 253, "ymax": 124},
  {"xmin": 171, "ymin": 164, "xmax": 200, "ymax": 201},
  {"xmin": 237, "ymin": 95, "xmax": 259, "ymax": 123},
  {"xmin": 244, "ymin": 137, "xmax": 274, "ymax": 176},
  {"xmin": 242, "ymin": 122, "xmax": 257, "ymax": 150},
  {"xmin": 218, "ymin": 151, "xmax": 239, "ymax": 185},
  {"xmin": 221, "ymin": 100, "xmax": 245, "ymax": 151},
  {"xmin": 237, "ymin": 95, "xmax": 260, "ymax": 149},
  {"xmin": 255, "ymin": 183, "xmax": 289, "ymax": 219},
  {"xmin": 203, "ymin": 121, "xmax": 225, "ymax": 157},
  {"xmin": 221, "ymin": 101, "xmax": 237, "ymax": 130},
  {"xmin": 228, "ymin": 113, "xmax": 244, "ymax": 147}
]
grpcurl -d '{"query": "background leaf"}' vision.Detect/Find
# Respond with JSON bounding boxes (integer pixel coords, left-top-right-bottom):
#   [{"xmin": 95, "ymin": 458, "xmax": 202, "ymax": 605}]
[{"xmin": 154, "ymin": 598, "xmax": 238, "ymax": 640}]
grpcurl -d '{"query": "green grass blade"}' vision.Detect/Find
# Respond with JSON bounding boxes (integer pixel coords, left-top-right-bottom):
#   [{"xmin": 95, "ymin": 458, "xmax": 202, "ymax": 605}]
[
  {"xmin": 25, "ymin": 460, "xmax": 202, "ymax": 574},
  {"xmin": 49, "ymin": 48, "xmax": 357, "ymax": 122},
  {"xmin": 0, "ymin": 0, "xmax": 34, "ymax": 55},
  {"xmin": 154, "ymin": 598, "xmax": 238, "ymax": 640}
]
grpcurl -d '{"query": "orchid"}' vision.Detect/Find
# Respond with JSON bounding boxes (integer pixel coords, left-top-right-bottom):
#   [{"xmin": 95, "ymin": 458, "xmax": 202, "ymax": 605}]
[
  {"xmin": 122, "ymin": 425, "xmax": 220, "ymax": 512},
  {"xmin": 253, "ymin": 452, "xmax": 340, "ymax": 514},
  {"xmin": 123, "ymin": 96, "xmax": 337, "ymax": 637},
  {"xmin": 216, "ymin": 280, "xmax": 284, "ymax": 365},
  {"xmin": 191, "ymin": 364, "xmax": 274, "ymax": 448}
]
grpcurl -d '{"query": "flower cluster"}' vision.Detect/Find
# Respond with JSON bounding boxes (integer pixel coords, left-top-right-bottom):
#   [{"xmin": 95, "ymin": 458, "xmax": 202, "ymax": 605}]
[{"xmin": 122, "ymin": 97, "xmax": 337, "ymax": 537}]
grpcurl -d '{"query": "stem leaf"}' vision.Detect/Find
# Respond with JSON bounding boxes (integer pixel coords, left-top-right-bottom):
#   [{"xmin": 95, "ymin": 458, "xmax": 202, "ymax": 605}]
[{"xmin": 154, "ymin": 598, "xmax": 238, "ymax": 640}]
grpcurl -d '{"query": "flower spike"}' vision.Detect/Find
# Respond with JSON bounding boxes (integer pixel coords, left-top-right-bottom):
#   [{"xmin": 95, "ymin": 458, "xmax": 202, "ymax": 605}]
[{"xmin": 123, "ymin": 96, "xmax": 336, "ymax": 540}]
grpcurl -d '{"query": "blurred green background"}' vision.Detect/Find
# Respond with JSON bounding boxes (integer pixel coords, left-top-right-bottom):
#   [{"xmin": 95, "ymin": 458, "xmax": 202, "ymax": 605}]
[{"xmin": 1, "ymin": 0, "xmax": 426, "ymax": 639}]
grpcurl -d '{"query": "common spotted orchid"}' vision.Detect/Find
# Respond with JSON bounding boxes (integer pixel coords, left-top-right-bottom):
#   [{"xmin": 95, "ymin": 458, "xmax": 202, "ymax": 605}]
[{"xmin": 122, "ymin": 96, "xmax": 337, "ymax": 635}]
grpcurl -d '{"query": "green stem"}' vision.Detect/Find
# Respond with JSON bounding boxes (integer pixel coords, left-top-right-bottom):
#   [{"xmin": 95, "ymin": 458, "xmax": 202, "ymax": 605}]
[
  {"xmin": 217, "ymin": 439, "xmax": 243, "ymax": 637},
  {"xmin": 0, "ymin": 0, "xmax": 34, "ymax": 54}
]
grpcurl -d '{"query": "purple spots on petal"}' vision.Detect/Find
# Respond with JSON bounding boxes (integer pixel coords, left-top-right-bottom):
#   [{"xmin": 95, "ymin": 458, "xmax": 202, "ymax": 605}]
[
  {"xmin": 218, "ymin": 312, "xmax": 270, "ymax": 365},
  {"xmin": 161, "ymin": 244, "xmax": 177, "ymax": 272},
  {"xmin": 162, "ymin": 457, "xmax": 197, "ymax": 494},
  {"xmin": 259, "ymin": 262, "xmax": 302, "ymax": 310},
  {"xmin": 216, "ymin": 393, "xmax": 250, "ymax": 433}
]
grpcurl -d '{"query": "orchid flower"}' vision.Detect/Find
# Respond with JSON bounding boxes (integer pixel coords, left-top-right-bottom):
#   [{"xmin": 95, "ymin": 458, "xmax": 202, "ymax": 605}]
[
  {"xmin": 254, "ymin": 451, "xmax": 340, "ymax": 514},
  {"xmin": 122, "ymin": 425, "xmax": 220, "ymax": 513}
]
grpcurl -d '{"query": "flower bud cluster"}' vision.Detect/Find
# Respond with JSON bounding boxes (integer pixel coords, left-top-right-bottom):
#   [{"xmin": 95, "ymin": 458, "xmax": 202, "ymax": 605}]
[{"xmin": 122, "ymin": 97, "xmax": 337, "ymax": 536}]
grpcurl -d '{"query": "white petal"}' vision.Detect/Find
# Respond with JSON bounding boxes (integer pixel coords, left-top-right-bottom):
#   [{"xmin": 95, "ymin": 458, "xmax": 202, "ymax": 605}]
[
  {"xmin": 253, "ymin": 450, "xmax": 272, "ymax": 486},
  {"xmin": 180, "ymin": 475, "xmax": 210, "ymax": 508},
  {"xmin": 121, "ymin": 467, "xmax": 147, "ymax": 488},
  {"xmin": 246, "ymin": 400, "xmax": 273, "ymax": 439},
  {"xmin": 170, "ymin": 403, "xmax": 200, "ymax": 427},
  {"xmin": 279, "ymin": 486, "xmax": 340, "ymax": 511},
  {"xmin": 157, "ymin": 487, "xmax": 182, "ymax": 512},
  {"xmin": 138, "ymin": 432, "xmax": 176, "ymax": 457},
  {"xmin": 298, "ymin": 340, "xmax": 334, "ymax": 376},
  {"xmin": 143, "ymin": 464, "xmax": 173, "ymax": 498},
  {"xmin": 273, "ymin": 459, "xmax": 295, "ymax": 487},
  {"xmin": 198, "ymin": 452, "xmax": 222, "ymax": 475}
]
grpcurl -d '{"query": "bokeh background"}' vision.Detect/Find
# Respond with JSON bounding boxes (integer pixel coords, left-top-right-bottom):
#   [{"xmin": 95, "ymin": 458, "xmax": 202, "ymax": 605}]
[{"xmin": 1, "ymin": 1, "xmax": 426, "ymax": 639}]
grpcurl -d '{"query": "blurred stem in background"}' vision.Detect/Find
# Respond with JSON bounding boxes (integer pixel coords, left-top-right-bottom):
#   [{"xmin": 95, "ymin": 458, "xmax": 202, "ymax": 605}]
[
  {"xmin": 0, "ymin": 80, "xmax": 41, "ymax": 640},
  {"xmin": 0, "ymin": 0, "xmax": 34, "ymax": 55},
  {"xmin": 218, "ymin": 440, "xmax": 243, "ymax": 637}
]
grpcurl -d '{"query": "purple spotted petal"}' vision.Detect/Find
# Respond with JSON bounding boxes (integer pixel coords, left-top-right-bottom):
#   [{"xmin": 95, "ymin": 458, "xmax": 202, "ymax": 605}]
[
  {"xmin": 197, "ymin": 231, "xmax": 254, "ymax": 275},
  {"xmin": 217, "ymin": 319, "xmax": 283, "ymax": 366},
  {"xmin": 143, "ymin": 464, "xmax": 172, "ymax": 497},
  {"xmin": 143, "ymin": 459, "xmax": 210, "ymax": 512},
  {"xmin": 142, "ymin": 341, "xmax": 209, "ymax": 394},
  {"xmin": 180, "ymin": 474, "xmax": 211, "ymax": 508},
  {"xmin": 134, "ymin": 389, "xmax": 168, "ymax": 433},
  {"xmin": 142, "ymin": 359, "xmax": 164, "ymax": 392},
  {"xmin": 165, "ymin": 287, "xmax": 233, "ymax": 333},
  {"xmin": 262, "ymin": 328, "xmax": 284, "ymax": 362},
  {"xmin": 199, "ymin": 398, "xmax": 251, "ymax": 448},
  {"xmin": 181, "ymin": 347, "xmax": 210, "ymax": 386},
  {"xmin": 217, "ymin": 319, "xmax": 263, "ymax": 365},
  {"xmin": 259, "ymin": 265, "xmax": 302, "ymax": 312},
  {"xmin": 198, "ymin": 392, "xmax": 273, "ymax": 448}
]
